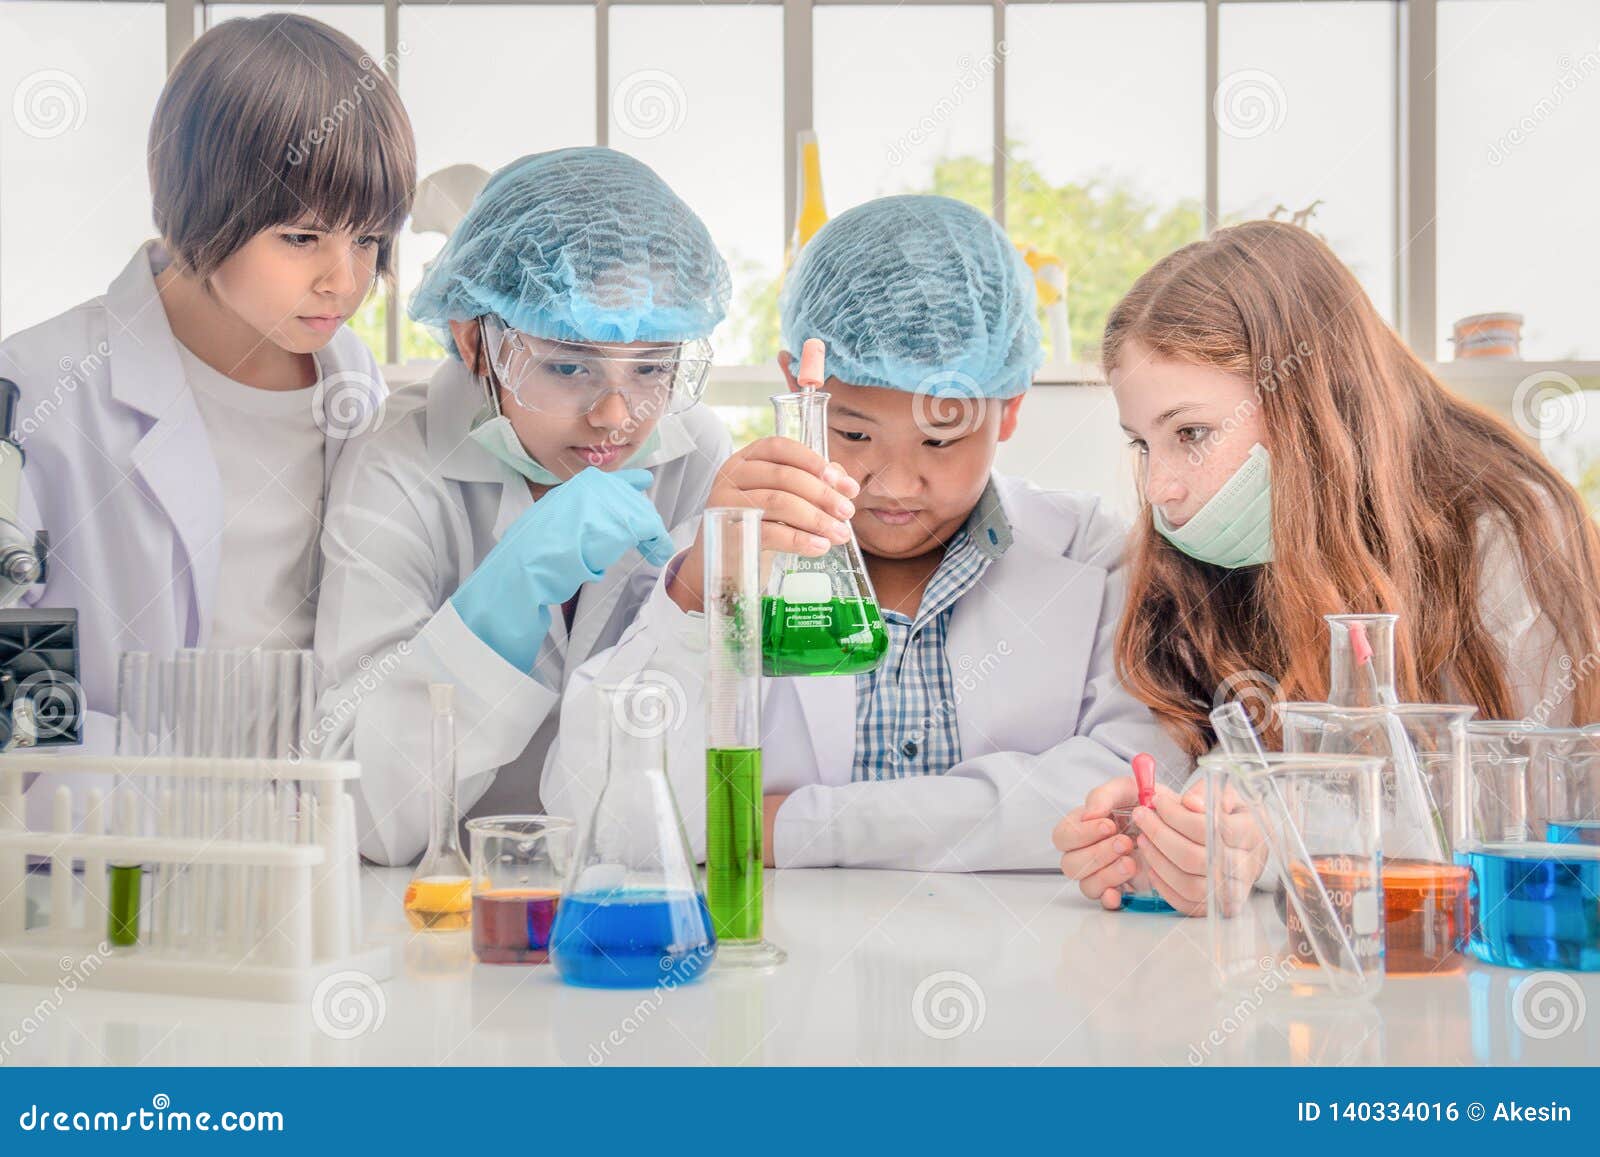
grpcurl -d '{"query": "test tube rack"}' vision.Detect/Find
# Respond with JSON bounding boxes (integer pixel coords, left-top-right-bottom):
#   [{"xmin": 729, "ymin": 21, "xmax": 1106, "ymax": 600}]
[{"xmin": 0, "ymin": 752, "xmax": 390, "ymax": 1002}]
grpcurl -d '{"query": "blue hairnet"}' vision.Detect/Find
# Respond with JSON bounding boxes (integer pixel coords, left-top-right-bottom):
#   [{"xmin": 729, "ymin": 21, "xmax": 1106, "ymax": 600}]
[
  {"xmin": 410, "ymin": 148, "xmax": 730, "ymax": 351},
  {"xmin": 780, "ymin": 195, "xmax": 1041, "ymax": 398}
]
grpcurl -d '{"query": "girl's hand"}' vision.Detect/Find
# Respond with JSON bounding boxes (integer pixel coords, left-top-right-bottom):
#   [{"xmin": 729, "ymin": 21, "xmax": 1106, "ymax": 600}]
[
  {"xmin": 1205, "ymin": 779, "xmax": 1272, "ymax": 918},
  {"xmin": 1052, "ymin": 777, "xmax": 1140, "ymax": 910},
  {"xmin": 1134, "ymin": 781, "xmax": 1270, "ymax": 917},
  {"xmin": 667, "ymin": 436, "xmax": 859, "ymax": 613},
  {"xmin": 1128, "ymin": 785, "xmax": 1209, "ymax": 916}
]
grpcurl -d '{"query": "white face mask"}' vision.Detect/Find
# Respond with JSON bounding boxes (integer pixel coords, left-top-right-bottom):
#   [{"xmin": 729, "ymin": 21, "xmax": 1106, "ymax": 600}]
[
  {"xmin": 465, "ymin": 395, "xmax": 662, "ymax": 487},
  {"xmin": 1152, "ymin": 442, "xmax": 1273, "ymax": 569}
]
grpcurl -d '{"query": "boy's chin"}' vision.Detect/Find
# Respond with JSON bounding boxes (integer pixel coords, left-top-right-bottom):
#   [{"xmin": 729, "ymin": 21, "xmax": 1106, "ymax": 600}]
[
  {"xmin": 856, "ymin": 522, "xmax": 944, "ymax": 561},
  {"xmin": 268, "ymin": 329, "xmax": 336, "ymax": 357}
]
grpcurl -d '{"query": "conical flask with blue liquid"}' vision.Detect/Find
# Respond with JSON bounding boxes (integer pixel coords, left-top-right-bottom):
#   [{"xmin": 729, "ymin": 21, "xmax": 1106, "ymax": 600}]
[{"xmin": 549, "ymin": 680, "xmax": 716, "ymax": 988}]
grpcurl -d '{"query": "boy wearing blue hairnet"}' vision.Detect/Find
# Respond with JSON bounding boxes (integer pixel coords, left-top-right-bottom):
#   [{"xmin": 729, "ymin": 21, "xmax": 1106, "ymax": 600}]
[
  {"xmin": 314, "ymin": 148, "xmax": 733, "ymax": 866},
  {"xmin": 546, "ymin": 195, "xmax": 1183, "ymax": 872}
]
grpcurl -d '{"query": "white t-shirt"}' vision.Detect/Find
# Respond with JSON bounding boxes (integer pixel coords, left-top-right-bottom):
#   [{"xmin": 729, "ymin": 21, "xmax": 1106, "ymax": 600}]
[{"xmin": 178, "ymin": 345, "xmax": 327, "ymax": 652}]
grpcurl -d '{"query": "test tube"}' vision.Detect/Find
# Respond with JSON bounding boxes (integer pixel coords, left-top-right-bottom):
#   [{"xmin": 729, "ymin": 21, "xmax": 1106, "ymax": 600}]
[
  {"xmin": 82, "ymin": 787, "xmax": 107, "ymax": 929},
  {"xmin": 154, "ymin": 653, "xmax": 182, "ymax": 951},
  {"xmin": 173, "ymin": 649, "xmax": 204, "ymax": 951},
  {"xmin": 110, "ymin": 652, "xmax": 152, "ymax": 948},
  {"xmin": 703, "ymin": 507, "xmax": 786, "ymax": 970},
  {"xmin": 108, "ymin": 790, "xmax": 144, "ymax": 946},
  {"xmin": 50, "ymin": 786, "xmax": 72, "ymax": 934}
]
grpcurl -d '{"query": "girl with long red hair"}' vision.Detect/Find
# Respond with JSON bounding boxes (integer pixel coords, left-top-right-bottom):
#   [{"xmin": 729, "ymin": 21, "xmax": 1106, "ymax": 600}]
[{"xmin": 1053, "ymin": 220, "xmax": 1600, "ymax": 914}]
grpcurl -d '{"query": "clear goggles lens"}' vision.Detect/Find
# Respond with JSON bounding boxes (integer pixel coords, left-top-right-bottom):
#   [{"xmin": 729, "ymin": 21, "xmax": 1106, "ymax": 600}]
[{"xmin": 482, "ymin": 317, "xmax": 711, "ymax": 417}]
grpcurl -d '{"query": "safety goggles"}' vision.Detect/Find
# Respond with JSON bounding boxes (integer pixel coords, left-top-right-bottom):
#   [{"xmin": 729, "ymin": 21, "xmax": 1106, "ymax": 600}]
[{"xmin": 479, "ymin": 316, "xmax": 712, "ymax": 419}]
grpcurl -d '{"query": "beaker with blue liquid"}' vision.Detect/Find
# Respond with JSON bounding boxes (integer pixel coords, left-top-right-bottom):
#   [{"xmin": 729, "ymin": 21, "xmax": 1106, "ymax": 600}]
[
  {"xmin": 549, "ymin": 681, "xmax": 716, "ymax": 989},
  {"xmin": 1459, "ymin": 724, "xmax": 1600, "ymax": 971}
]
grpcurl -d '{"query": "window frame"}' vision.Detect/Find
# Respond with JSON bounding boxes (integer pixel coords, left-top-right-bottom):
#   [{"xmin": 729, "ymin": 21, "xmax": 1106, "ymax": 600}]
[{"xmin": 6, "ymin": 0, "xmax": 1592, "ymax": 408}]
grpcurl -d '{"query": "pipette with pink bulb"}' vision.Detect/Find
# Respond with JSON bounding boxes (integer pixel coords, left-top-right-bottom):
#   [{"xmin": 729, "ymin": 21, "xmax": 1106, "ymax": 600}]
[
  {"xmin": 1345, "ymin": 620, "xmax": 1449, "ymax": 863},
  {"xmin": 797, "ymin": 337, "xmax": 826, "ymax": 390}
]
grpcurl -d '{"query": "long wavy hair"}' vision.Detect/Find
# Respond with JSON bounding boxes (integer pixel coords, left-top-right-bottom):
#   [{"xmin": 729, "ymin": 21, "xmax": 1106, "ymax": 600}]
[{"xmin": 1107, "ymin": 220, "xmax": 1600, "ymax": 756}]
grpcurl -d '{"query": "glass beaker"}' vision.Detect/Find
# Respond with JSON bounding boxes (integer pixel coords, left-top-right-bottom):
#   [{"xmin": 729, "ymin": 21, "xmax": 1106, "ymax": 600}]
[
  {"xmin": 704, "ymin": 508, "xmax": 787, "ymax": 968},
  {"xmin": 1465, "ymin": 723, "xmax": 1533, "ymax": 844},
  {"xmin": 549, "ymin": 681, "xmax": 716, "ymax": 988},
  {"xmin": 466, "ymin": 815, "xmax": 575, "ymax": 964},
  {"xmin": 1457, "ymin": 724, "xmax": 1600, "ymax": 971},
  {"xmin": 1277, "ymin": 702, "xmax": 1475, "ymax": 974},
  {"xmin": 1202, "ymin": 753, "xmax": 1386, "ymax": 1001},
  {"xmin": 1108, "ymin": 805, "xmax": 1175, "ymax": 913},
  {"xmin": 404, "ymin": 683, "xmax": 472, "ymax": 932},
  {"xmin": 761, "ymin": 390, "xmax": 888, "ymax": 677},
  {"xmin": 1326, "ymin": 613, "xmax": 1400, "ymax": 707}
]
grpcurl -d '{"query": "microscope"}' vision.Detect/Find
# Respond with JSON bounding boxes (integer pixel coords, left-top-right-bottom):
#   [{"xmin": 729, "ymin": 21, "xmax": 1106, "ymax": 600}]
[{"xmin": 0, "ymin": 377, "xmax": 78, "ymax": 750}]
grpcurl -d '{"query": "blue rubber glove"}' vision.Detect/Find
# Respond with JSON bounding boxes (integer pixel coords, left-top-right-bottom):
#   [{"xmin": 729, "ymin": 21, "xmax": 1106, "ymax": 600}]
[{"xmin": 450, "ymin": 467, "xmax": 675, "ymax": 670}]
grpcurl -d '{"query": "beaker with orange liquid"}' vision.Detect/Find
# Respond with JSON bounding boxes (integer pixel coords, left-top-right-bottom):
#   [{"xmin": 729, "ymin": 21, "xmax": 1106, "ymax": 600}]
[
  {"xmin": 1202, "ymin": 752, "xmax": 1387, "ymax": 1001},
  {"xmin": 1278, "ymin": 701, "xmax": 1477, "ymax": 974}
]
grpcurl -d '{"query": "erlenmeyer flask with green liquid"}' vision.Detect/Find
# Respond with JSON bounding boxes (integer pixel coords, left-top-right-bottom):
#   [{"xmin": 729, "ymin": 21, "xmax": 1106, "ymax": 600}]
[{"xmin": 762, "ymin": 389, "xmax": 889, "ymax": 677}]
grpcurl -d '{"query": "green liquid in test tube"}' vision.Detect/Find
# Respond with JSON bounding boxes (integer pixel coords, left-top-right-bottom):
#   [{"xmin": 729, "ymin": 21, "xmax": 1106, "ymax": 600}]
[
  {"xmin": 705, "ymin": 746, "xmax": 762, "ymax": 940},
  {"xmin": 108, "ymin": 864, "xmax": 141, "ymax": 947},
  {"xmin": 109, "ymin": 652, "xmax": 150, "ymax": 948},
  {"xmin": 703, "ymin": 506, "xmax": 786, "ymax": 969}
]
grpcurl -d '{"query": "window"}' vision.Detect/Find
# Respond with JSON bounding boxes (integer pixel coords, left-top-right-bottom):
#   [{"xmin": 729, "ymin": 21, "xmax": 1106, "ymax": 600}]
[
  {"xmin": 395, "ymin": 3, "xmax": 597, "ymax": 360},
  {"xmin": 813, "ymin": 5, "xmax": 995, "ymax": 217},
  {"xmin": 0, "ymin": 1, "xmax": 166, "ymax": 334},
  {"xmin": 1438, "ymin": 0, "xmax": 1600, "ymax": 361},
  {"xmin": 0, "ymin": 0, "xmax": 1593, "ymax": 402},
  {"xmin": 1006, "ymin": 2, "xmax": 1206, "ymax": 363},
  {"xmin": 1218, "ymin": 0, "xmax": 1398, "ymax": 322},
  {"xmin": 609, "ymin": 5, "xmax": 783, "ymax": 366}
]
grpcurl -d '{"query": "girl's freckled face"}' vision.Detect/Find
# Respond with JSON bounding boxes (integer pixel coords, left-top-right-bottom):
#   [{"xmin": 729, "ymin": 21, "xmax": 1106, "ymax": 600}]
[{"xmin": 1110, "ymin": 338, "xmax": 1265, "ymax": 525}]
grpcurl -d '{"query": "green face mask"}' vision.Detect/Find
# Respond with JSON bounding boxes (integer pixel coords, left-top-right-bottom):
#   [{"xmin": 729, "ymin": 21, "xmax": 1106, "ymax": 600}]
[
  {"xmin": 1152, "ymin": 442, "xmax": 1273, "ymax": 569},
  {"xmin": 466, "ymin": 403, "xmax": 662, "ymax": 486}
]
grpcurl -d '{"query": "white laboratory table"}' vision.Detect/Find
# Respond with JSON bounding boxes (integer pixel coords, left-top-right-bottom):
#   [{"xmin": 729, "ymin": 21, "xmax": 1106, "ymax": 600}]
[{"xmin": 2, "ymin": 866, "xmax": 1596, "ymax": 1066}]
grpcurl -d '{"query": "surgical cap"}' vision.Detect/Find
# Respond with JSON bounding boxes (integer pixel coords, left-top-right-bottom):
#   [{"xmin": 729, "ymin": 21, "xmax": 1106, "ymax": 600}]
[
  {"xmin": 780, "ymin": 195, "xmax": 1042, "ymax": 398},
  {"xmin": 410, "ymin": 147, "xmax": 731, "ymax": 351}
]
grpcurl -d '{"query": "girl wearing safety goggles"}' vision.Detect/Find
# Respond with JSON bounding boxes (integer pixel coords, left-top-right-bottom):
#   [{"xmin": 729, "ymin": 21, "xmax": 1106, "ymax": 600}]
[{"xmin": 313, "ymin": 147, "xmax": 733, "ymax": 866}]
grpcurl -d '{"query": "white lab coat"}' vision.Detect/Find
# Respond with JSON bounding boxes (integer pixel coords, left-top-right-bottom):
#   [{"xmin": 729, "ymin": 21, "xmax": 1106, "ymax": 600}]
[
  {"xmin": 544, "ymin": 474, "xmax": 1190, "ymax": 873},
  {"xmin": 0, "ymin": 243, "xmax": 383, "ymax": 819},
  {"xmin": 312, "ymin": 357, "xmax": 731, "ymax": 866}
]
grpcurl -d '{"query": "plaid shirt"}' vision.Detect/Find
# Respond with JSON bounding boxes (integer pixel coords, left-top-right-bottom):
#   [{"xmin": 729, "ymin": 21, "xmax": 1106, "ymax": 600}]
[{"xmin": 852, "ymin": 480, "xmax": 1013, "ymax": 781}]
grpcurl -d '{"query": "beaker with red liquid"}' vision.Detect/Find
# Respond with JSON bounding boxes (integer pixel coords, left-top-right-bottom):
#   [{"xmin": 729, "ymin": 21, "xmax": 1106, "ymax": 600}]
[{"xmin": 466, "ymin": 815, "xmax": 574, "ymax": 965}]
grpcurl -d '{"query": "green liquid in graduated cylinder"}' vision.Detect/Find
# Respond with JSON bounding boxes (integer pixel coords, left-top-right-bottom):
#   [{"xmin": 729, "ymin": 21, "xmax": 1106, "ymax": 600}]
[
  {"xmin": 706, "ymin": 748, "xmax": 763, "ymax": 942},
  {"xmin": 761, "ymin": 595, "xmax": 889, "ymax": 677},
  {"xmin": 108, "ymin": 864, "xmax": 140, "ymax": 946}
]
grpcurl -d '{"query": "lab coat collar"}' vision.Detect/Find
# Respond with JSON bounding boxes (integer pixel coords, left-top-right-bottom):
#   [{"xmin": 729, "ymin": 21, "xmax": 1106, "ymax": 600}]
[
  {"xmin": 963, "ymin": 475, "xmax": 1014, "ymax": 561},
  {"xmin": 104, "ymin": 241, "xmax": 193, "ymax": 419},
  {"xmin": 424, "ymin": 356, "xmax": 701, "ymax": 484},
  {"xmin": 105, "ymin": 242, "xmax": 223, "ymax": 644},
  {"xmin": 421, "ymin": 362, "xmax": 541, "ymax": 545}
]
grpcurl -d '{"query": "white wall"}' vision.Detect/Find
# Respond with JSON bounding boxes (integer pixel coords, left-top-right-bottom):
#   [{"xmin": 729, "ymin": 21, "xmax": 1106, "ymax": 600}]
[{"xmin": 994, "ymin": 385, "xmax": 1138, "ymax": 519}]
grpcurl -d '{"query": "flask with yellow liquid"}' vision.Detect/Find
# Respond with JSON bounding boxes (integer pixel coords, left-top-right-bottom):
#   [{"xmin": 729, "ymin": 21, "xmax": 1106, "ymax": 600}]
[{"xmin": 403, "ymin": 684, "xmax": 472, "ymax": 931}]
